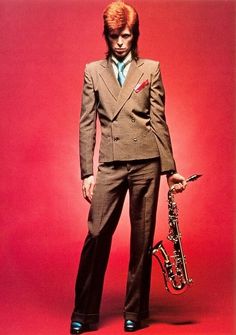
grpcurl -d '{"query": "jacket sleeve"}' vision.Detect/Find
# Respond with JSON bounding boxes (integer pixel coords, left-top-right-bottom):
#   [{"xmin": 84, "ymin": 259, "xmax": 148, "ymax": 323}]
[
  {"xmin": 149, "ymin": 62, "xmax": 177, "ymax": 174},
  {"xmin": 79, "ymin": 64, "xmax": 97, "ymax": 179}
]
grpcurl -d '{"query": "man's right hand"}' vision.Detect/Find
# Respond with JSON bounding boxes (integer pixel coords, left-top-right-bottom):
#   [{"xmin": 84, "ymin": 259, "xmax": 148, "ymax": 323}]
[{"xmin": 82, "ymin": 175, "xmax": 95, "ymax": 203}]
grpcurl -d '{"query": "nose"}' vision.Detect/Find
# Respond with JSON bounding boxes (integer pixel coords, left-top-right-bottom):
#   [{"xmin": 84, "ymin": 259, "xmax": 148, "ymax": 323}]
[{"xmin": 117, "ymin": 36, "xmax": 123, "ymax": 47}]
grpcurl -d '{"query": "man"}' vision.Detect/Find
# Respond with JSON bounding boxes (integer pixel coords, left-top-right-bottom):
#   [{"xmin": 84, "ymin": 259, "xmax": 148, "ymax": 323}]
[{"xmin": 70, "ymin": 1, "xmax": 186, "ymax": 333}]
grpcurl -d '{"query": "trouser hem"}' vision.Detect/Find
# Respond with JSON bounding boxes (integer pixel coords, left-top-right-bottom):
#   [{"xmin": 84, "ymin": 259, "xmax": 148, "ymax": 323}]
[
  {"xmin": 71, "ymin": 311, "xmax": 99, "ymax": 324},
  {"xmin": 123, "ymin": 311, "xmax": 149, "ymax": 322}
]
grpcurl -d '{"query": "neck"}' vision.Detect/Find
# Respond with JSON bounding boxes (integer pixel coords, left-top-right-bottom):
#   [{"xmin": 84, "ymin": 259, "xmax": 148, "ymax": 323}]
[{"xmin": 111, "ymin": 52, "xmax": 132, "ymax": 64}]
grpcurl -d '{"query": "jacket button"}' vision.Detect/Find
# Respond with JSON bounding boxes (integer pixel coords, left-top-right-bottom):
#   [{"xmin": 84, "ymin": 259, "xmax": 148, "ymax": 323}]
[
  {"xmin": 114, "ymin": 137, "xmax": 119, "ymax": 141},
  {"xmin": 133, "ymin": 137, "xmax": 137, "ymax": 142}
]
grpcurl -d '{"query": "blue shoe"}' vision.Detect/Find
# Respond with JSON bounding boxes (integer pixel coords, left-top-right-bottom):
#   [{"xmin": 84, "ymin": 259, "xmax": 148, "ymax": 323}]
[
  {"xmin": 124, "ymin": 320, "xmax": 140, "ymax": 332},
  {"xmin": 70, "ymin": 321, "xmax": 89, "ymax": 334}
]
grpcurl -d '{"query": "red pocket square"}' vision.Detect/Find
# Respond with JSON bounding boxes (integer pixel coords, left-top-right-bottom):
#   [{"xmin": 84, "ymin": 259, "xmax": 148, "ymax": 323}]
[{"xmin": 134, "ymin": 79, "xmax": 149, "ymax": 93}]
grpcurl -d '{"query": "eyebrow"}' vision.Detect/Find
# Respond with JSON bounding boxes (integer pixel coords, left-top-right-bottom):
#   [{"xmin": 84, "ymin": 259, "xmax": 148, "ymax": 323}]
[{"xmin": 109, "ymin": 32, "xmax": 132, "ymax": 38}]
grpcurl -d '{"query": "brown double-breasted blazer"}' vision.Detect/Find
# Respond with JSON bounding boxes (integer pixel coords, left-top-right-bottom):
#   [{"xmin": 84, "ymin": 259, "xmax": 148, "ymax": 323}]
[{"xmin": 79, "ymin": 58, "xmax": 176, "ymax": 179}]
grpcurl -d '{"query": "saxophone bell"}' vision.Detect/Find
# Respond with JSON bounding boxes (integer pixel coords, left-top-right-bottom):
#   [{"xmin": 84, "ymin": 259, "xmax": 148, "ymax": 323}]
[{"xmin": 152, "ymin": 240, "xmax": 192, "ymax": 295}]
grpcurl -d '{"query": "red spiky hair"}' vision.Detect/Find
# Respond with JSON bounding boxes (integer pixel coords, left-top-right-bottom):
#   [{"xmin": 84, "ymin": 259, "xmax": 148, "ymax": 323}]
[{"xmin": 103, "ymin": 1, "xmax": 139, "ymax": 59}]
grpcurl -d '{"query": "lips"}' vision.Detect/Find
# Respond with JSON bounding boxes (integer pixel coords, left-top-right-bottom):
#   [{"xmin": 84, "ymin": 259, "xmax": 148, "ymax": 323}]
[{"xmin": 115, "ymin": 49, "xmax": 126, "ymax": 53}]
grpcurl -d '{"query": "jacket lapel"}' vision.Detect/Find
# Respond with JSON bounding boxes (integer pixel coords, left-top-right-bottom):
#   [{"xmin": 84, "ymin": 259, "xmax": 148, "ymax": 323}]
[
  {"xmin": 99, "ymin": 59, "xmax": 120, "ymax": 101},
  {"xmin": 113, "ymin": 59, "xmax": 144, "ymax": 119},
  {"xmin": 99, "ymin": 58, "xmax": 145, "ymax": 119}
]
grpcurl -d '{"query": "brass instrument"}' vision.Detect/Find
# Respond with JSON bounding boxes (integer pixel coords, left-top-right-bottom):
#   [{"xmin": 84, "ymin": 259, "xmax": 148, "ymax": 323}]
[{"xmin": 152, "ymin": 174, "xmax": 202, "ymax": 295}]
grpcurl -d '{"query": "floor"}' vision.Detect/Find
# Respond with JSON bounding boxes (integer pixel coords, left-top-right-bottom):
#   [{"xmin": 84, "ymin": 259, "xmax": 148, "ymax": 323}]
[{"xmin": 1, "ymin": 243, "xmax": 234, "ymax": 335}]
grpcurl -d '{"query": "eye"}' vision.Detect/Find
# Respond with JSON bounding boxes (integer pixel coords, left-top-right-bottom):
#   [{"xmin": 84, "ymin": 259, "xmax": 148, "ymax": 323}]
[
  {"xmin": 109, "ymin": 34, "xmax": 118, "ymax": 40},
  {"xmin": 122, "ymin": 34, "xmax": 131, "ymax": 39}
]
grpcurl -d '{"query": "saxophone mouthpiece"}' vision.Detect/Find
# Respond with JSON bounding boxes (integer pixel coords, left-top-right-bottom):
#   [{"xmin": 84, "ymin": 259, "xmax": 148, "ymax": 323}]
[{"xmin": 186, "ymin": 174, "xmax": 202, "ymax": 183}]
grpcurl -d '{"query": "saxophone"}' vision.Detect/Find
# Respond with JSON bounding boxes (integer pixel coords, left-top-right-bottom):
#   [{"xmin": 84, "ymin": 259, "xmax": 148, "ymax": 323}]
[{"xmin": 152, "ymin": 174, "xmax": 201, "ymax": 295}]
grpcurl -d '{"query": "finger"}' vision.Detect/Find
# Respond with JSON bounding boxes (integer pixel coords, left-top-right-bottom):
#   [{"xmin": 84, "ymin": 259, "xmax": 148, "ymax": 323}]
[
  {"xmin": 178, "ymin": 182, "xmax": 185, "ymax": 191},
  {"xmin": 173, "ymin": 183, "xmax": 184, "ymax": 193},
  {"xmin": 83, "ymin": 189, "xmax": 92, "ymax": 203},
  {"xmin": 170, "ymin": 184, "xmax": 176, "ymax": 192},
  {"xmin": 182, "ymin": 180, "xmax": 187, "ymax": 188},
  {"xmin": 86, "ymin": 187, "xmax": 91, "ymax": 200},
  {"xmin": 82, "ymin": 187, "xmax": 86, "ymax": 198},
  {"xmin": 82, "ymin": 185, "xmax": 90, "ymax": 200},
  {"xmin": 86, "ymin": 183, "xmax": 93, "ymax": 201},
  {"xmin": 89, "ymin": 183, "xmax": 95, "ymax": 197}
]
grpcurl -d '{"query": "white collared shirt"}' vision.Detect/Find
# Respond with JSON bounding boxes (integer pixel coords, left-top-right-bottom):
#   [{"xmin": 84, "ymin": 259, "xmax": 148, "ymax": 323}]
[{"xmin": 111, "ymin": 52, "xmax": 132, "ymax": 81}]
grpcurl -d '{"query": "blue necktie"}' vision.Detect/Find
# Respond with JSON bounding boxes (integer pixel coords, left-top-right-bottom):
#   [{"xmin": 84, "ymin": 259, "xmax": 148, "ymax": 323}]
[{"xmin": 117, "ymin": 61, "xmax": 126, "ymax": 86}]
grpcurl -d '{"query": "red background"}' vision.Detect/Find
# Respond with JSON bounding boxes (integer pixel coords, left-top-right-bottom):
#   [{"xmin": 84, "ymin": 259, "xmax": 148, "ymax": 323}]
[{"xmin": 0, "ymin": 1, "xmax": 235, "ymax": 334}]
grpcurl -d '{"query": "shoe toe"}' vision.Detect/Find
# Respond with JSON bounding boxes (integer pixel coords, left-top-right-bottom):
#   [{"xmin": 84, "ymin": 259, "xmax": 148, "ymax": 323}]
[
  {"xmin": 70, "ymin": 322, "xmax": 89, "ymax": 334},
  {"xmin": 124, "ymin": 320, "xmax": 140, "ymax": 332}
]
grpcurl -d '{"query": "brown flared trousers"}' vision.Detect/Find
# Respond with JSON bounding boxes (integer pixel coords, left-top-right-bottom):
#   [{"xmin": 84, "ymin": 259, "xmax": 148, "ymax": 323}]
[{"xmin": 71, "ymin": 158, "xmax": 161, "ymax": 324}]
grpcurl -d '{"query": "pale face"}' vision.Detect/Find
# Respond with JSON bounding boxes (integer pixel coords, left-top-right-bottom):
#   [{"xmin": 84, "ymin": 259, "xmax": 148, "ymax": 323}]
[{"xmin": 108, "ymin": 26, "xmax": 133, "ymax": 60}]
